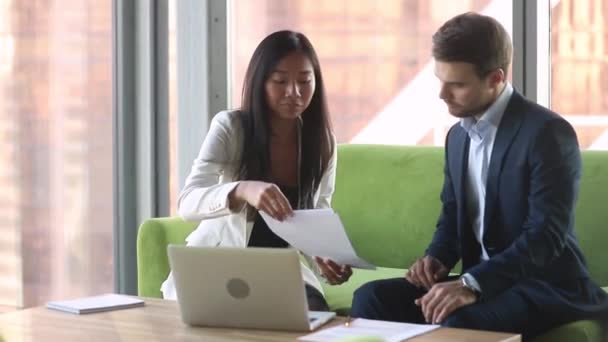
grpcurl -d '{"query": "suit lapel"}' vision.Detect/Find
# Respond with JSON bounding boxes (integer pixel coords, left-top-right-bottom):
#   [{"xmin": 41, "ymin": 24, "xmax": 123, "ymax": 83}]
[
  {"xmin": 449, "ymin": 126, "xmax": 469, "ymax": 210},
  {"xmin": 483, "ymin": 92, "xmax": 525, "ymax": 231},
  {"xmin": 448, "ymin": 126, "xmax": 469, "ymax": 239}
]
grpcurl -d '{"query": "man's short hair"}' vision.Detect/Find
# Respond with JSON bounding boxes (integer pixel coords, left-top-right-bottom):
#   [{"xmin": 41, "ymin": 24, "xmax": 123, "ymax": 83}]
[{"xmin": 432, "ymin": 12, "xmax": 512, "ymax": 78}]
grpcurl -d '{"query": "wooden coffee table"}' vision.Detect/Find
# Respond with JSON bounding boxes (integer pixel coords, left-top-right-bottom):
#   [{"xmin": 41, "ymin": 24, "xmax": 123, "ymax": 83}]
[{"xmin": 0, "ymin": 297, "xmax": 520, "ymax": 341}]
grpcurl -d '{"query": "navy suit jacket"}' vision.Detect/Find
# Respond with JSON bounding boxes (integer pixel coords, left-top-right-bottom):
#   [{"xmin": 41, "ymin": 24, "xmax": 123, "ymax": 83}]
[{"xmin": 426, "ymin": 91, "xmax": 608, "ymax": 317}]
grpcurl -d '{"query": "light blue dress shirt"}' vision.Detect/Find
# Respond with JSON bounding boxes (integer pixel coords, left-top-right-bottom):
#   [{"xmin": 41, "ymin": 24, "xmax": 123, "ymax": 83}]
[{"xmin": 459, "ymin": 83, "xmax": 514, "ymax": 292}]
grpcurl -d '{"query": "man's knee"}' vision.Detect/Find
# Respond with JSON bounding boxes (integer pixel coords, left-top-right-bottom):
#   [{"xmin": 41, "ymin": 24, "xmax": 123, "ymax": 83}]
[
  {"xmin": 441, "ymin": 308, "xmax": 477, "ymax": 329},
  {"xmin": 352, "ymin": 281, "xmax": 383, "ymax": 307},
  {"xmin": 351, "ymin": 280, "xmax": 392, "ymax": 317}
]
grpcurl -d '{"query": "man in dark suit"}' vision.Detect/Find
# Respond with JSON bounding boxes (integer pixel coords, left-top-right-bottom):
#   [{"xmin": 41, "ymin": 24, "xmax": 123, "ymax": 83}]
[{"xmin": 350, "ymin": 12, "xmax": 608, "ymax": 340}]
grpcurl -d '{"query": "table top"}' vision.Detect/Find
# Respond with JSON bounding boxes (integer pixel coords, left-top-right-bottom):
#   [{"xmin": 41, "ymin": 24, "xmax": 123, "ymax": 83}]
[{"xmin": 0, "ymin": 297, "xmax": 520, "ymax": 341}]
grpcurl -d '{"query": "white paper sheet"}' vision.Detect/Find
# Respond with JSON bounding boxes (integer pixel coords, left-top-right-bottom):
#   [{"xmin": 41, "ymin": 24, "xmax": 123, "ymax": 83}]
[
  {"xmin": 299, "ymin": 318, "xmax": 440, "ymax": 342},
  {"xmin": 260, "ymin": 209, "xmax": 375, "ymax": 269}
]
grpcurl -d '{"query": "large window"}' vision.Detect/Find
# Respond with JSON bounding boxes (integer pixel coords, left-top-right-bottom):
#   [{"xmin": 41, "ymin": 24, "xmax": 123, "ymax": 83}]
[
  {"xmin": 551, "ymin": 0, "xmax": 608, "ymax": 149},
  {"xmin": 167, "ymin": 0, "xmax": 608, "ymax": 221},
  {"xmin": 0, "ymin": 1, "xmax": 113, "ymax": 310},
  {"xmin": 229, "ymin": 0, "xmax": 512, "ymax": 145}
]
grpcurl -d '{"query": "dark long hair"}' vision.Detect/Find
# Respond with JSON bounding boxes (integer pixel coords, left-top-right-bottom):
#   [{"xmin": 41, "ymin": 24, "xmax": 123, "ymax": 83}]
[{"xmin": 237, "ymin": 30, "xmax": 334, "ymax": 209}]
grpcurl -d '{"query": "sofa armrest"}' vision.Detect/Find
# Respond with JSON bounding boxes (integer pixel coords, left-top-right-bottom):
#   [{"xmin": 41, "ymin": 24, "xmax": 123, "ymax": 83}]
[{"xmin": 136, "ymin": 217, "xmax": 198, "ymax": 297}]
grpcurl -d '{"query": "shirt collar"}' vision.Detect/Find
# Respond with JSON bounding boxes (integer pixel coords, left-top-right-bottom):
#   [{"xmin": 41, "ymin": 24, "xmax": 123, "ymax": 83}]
[{"xmin": 460, "ymin": 83, "xmax": 513, "ymax": 141}]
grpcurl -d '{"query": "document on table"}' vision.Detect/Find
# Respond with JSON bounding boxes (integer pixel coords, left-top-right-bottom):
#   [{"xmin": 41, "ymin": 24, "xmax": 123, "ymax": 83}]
[
  {"xmin": 260, "ymin": 209, "xmax": 375, "ymax": 269},
  {"xmin": 299, "ymin": 318, "xmax": 440, "ymax": 342}
]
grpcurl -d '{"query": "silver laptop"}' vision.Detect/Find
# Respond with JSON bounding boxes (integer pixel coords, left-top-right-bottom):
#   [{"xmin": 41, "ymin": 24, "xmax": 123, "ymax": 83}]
[{"xmin": 167, "ymin": 245, "xmax": 336, "ymax": 331}]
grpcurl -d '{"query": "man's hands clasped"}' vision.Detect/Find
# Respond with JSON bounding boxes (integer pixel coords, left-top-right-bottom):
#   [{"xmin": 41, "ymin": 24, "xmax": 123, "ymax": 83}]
[
  {"xmin": 406, "ymin": 256, "xmax": 478, "ymax": 324},
  {"xmin": 415, "ymin": 279, "xmax": 478, "ymax": 324},
  {"xmin": 405, "ymin": 256, "xmax": 449, "ymax": 289}
]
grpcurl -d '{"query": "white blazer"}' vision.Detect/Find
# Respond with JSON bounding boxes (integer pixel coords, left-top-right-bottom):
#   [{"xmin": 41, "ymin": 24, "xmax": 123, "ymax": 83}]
[{"xmin": 161, "ymin": 110, "xmax": 337, "ymax": 299}]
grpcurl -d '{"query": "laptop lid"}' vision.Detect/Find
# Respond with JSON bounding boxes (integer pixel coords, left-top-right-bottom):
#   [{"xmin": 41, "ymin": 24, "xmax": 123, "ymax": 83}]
[{"xmin": 167, "ymin": 245, "xmax": 335, "ymax": 332}]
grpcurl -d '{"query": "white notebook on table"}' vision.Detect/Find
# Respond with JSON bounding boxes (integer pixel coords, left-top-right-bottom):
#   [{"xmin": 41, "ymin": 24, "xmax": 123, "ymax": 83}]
[{"xmin": 46, "ymin": 293, "xmax": 144, "ymax": 314}]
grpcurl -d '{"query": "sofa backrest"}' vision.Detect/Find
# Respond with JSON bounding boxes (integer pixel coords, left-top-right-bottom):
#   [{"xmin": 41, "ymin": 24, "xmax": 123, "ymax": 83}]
[
  {"xmin": 573, "ymin": 151, "xmax": 608, "ymax": 286},
  {"xmin": 333, "ymin": 145, "xmax": 608, "ymax": 286},
  {"xmin": 332, "ymin": 145, "xmax": 444, "ymax": 269},
  {"xmin": 136, "ymin": 145, "xmax": 608, "ymax": 297}
]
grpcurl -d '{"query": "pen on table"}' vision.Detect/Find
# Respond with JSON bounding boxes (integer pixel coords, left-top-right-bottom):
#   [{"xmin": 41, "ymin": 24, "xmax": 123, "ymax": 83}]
[{"xmin": 344, "ymin": 315, "xmax": 352, "ymax": 327}]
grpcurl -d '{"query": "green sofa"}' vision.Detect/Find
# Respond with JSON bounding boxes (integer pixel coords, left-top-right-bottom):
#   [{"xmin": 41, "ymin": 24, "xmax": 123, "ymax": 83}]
[{"xmin": 137, "ymin": 144, "xmax": 607, "ymax": 341}]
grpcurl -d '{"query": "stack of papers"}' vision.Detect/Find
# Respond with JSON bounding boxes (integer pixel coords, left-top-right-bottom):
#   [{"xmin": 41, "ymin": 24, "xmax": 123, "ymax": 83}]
[
  {"xmin": 46, "ymin": 293, "xmax": 144, "ymax": 314},
  {"xmin": 299, "ymin": 318, "xmax": 440, "ymax": 342},
  {"xmin": 260, "ymin": 209, "xmax": 375, "ymax": 269}
]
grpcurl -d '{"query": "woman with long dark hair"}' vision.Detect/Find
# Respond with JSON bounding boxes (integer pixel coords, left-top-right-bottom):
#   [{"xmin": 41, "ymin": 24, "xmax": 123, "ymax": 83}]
[{"xmin": 161, "ymin": 30, "xmax": 352, "ymax": 310}]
